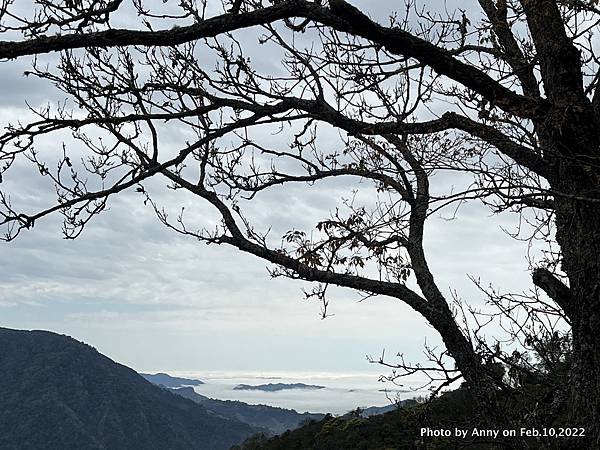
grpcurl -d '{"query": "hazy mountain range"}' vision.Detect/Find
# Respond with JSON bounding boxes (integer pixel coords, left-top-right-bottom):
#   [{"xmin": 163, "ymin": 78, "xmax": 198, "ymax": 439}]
[
  {"xmin": 0, "ymin": 328, "xmax": 257, "ymax": 449},
  {"xmin": 0, "ymin": 327, "xmax": 401, "ymax": 449},
  {"xmin": 138, "ymin": 372, "xmax": 326, "ymax": 434},
  {"xmin": 172, "ymin": 387, "xmax": 324, "ymax": 435},
  {"xmin": 140, "ymin": 372, "xmax": 204, "ymax": 388}
]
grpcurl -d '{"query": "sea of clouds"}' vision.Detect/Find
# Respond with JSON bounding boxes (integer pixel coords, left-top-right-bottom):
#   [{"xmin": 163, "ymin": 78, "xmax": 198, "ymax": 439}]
[{"xmin": 169, "ymin": 371, "xmax": 430, "ymax": 415}]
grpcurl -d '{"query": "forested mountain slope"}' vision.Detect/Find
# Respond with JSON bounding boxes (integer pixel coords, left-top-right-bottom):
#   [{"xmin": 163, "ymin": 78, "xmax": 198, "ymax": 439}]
[{"xmin": 0, "ymin": 328, "xmax": 256, "ymax": 450}]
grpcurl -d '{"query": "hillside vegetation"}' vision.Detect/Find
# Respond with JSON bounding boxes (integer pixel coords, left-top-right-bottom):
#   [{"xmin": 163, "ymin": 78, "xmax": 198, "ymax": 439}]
[
  {"xmin": 234, "ymin": 383, "xmax": 575, "ymax": 450},
  {"xmin": 0, "ymin": 328, "xmax": 256, "ymax": 450}
]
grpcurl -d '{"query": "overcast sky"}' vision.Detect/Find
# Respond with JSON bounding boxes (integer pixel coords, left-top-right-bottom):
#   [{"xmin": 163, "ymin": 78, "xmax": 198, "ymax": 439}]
[{"xmin": 0, "ymin": 0, "xmax": 541, "ymax": 377}]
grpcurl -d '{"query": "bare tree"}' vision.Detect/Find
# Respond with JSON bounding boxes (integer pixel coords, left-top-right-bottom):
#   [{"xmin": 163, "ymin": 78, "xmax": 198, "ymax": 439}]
[{"xmin": 1, "ymin": 0, "xmax": 599, "ymax": 445}]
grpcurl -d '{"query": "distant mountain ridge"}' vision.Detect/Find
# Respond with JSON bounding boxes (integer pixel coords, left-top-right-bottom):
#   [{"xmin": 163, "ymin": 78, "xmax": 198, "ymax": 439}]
[
  {"xmin": 0, "ymin": 327, "xmax": 257, "ymax": 450},
  {"xmin": 172, "ymin": 386, "xmax": 325, "ymax": 435},
  {"xmin": 141, "ymin": 372, "xmax": 204, "ymax": 388}
]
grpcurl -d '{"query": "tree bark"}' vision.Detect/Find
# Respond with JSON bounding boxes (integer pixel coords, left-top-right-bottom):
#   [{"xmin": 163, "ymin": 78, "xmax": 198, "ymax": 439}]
[{"xmin": 552, "ymin": 167, "xmax": 600, "ymax": 447}]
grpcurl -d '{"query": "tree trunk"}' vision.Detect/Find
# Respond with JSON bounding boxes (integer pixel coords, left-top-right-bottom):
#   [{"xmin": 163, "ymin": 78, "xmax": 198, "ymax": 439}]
[{"xmin": 553, "ymin": 170, "xmax": 600, "ymax": 448}]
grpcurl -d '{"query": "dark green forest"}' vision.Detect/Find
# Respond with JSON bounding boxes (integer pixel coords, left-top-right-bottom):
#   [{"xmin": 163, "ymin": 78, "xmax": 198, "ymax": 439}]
[{"xmin": 0, "ymin": 328, "xmax": 256, "ymax": 450}]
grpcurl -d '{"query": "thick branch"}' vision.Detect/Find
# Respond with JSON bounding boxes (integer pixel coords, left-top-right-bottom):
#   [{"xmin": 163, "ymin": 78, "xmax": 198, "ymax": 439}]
[
  {"xmin": 0, "ymin": 1, "xmax": 312, "ymax": 59},
  {"xmin": 436, "ymin": 112, "xmax": 550, "ymax": 177},
  {"xmin": 532, "ymin": 268, "xmax": 573, "ymax": 318},
  {"xmin": 593, "ymin": 85, "xmax": 600, "ymax": 119},
  {"xmin": 520, "ymin": 0, "xmax": 586, "ymax": 103}
]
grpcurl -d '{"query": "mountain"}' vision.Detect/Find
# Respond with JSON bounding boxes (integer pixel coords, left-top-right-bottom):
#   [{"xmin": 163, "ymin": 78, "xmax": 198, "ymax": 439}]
[
  {"xmin": 0, "ymin": 328, "xmax": 257, "ymax": 450},
  {"xmin": 357, "ymin": 404, "xmax": 400, "ymax": 417},
  {"xmin": 233, "ymin": 383, "xmax": 325, "ymax": 392},
  {"xmin": 231, "ymin": 396, "xmax": 460, "ymax": 450},
  {"xmin": 172, "ymin": 386, "xmax": 325, "ymax": 435},
  {"xmin": 231, "ymin": 390, "xmax": 525, "ymax": 449},
  {"xmin": 140, "ymin": 372, "xmax": 204, "ymax": 388}
]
